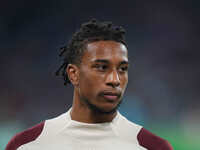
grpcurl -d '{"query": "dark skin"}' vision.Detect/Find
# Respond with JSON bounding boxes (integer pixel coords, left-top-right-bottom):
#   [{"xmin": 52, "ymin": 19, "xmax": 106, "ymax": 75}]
[{"xmin": 67, "ymin": 40, "xmax": 129, "ymax": 123}]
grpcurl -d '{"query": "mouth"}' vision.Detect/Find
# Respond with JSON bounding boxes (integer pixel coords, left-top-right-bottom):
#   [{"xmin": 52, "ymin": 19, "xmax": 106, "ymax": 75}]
[{"xmin": 101, "ymin": 91, "xmax": 121, "ymax": 102}]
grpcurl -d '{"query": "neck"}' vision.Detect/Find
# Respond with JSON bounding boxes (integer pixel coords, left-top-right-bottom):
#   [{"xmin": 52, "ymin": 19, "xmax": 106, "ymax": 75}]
[{"xmin": 70, "ymin": 89, "xmax": 117, "ymax": 123}]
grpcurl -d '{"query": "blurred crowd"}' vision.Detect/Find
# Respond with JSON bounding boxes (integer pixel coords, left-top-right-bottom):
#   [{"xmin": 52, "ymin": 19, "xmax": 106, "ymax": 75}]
[{"xmin": 1, "ymin": 0, "xmax": 200, "ymax": 149}]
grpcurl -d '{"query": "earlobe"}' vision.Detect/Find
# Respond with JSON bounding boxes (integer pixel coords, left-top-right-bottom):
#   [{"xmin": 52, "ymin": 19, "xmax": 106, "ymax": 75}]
[{"xmin": 66, "ymin": 64, "xmax": 79, "ymax": 86}]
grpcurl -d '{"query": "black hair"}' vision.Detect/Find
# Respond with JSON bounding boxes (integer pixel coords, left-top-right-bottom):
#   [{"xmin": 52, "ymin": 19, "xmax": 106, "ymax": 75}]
[{"xmin": 55, "ymin": 18, "xmax": 127, "ymax": 85}]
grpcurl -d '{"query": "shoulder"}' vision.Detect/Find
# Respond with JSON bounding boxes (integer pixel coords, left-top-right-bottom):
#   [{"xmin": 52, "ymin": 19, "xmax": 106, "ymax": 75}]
[
  {"xmin": 117, "ymin": 112, "xmax": 142, "ymax": 133},
  {"xmin": 116, "ymin": 112, "xmax": 143, "ymax": 144},
  {"xmin": 137, "ymin": 128, "xmax": 173, "ymax": 150},
  {"xmin": 6, "ymin": 112, "xmax": 69, "ymax": 150},
  {"xmin": 117, "ymin": 113, "xmax": 173, "ymax": 150},
  {"xmin": 5, "ymin": 122, "xmax": 45, "ymax": 150}
]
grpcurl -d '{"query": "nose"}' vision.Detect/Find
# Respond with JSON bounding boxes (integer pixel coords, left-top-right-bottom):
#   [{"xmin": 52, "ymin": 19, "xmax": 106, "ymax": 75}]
[{"xmin": 105, "ymin": 69, "xmax": 120, "ymax": 87}]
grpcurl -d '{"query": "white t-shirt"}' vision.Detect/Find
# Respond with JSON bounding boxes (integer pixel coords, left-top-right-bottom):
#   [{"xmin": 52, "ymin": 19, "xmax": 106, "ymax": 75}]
[
  {"xmin": 6, "ymin": 108, "xmax": 173, "ymax": 150},
  {"xmin": 17, "ymin": 108, "xmax": 146, "ymax": 150}
]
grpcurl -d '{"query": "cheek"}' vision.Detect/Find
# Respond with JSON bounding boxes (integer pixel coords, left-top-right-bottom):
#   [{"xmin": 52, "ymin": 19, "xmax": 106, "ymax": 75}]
[
  {"xmin": 80, "ymin": 68, "xmax": 105, "ymax": 86},
  {"xmin": 120, "ymin": 74, "xmax": 128, "ymax": 89},
  {"xmin": 79, "ymin": 71, "xmax": 102, "ymax": 97}
]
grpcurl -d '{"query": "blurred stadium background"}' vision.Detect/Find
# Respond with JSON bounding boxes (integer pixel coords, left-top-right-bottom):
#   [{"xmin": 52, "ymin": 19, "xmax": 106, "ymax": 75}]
[{"xmin": 1, "ymin": 0, "xmax": 200, "ymax": 149}]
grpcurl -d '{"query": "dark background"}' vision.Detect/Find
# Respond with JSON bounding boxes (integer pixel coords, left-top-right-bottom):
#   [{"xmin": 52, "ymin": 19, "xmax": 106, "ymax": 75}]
[{"xmin": 1, "ymin": 0, "xmax": 200, "ymax": 149}]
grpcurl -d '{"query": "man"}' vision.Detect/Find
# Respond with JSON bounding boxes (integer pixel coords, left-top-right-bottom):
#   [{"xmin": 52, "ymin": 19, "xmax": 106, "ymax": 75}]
[{"xmin": 6, "ymin": 19, "xmax": 173, "ymax": 150}]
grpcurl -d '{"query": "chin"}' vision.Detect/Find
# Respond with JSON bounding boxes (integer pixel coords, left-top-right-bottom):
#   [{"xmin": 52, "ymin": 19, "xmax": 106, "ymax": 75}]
[
  {"xmin": 86, "ymin": 100, "xmax": 122, "ymax": 115},
  {"xmin": 92, "ymin": 105, "xmax": 117, "ymax": 115}
]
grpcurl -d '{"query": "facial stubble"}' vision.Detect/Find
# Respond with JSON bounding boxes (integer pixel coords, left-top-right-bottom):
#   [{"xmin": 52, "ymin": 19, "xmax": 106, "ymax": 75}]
[{"xmin": 81, "ymin": 95, "xmax": 123, "ymax": 115}]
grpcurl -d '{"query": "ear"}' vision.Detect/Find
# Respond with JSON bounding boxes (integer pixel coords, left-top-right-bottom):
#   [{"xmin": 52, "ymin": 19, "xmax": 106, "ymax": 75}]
[{"xmin": 66, "ymin": 64, "xmax": 80, "ymax": 86}]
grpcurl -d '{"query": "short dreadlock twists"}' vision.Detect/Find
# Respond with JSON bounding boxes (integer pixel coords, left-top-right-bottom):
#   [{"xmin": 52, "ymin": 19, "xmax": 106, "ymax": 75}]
[{"xmin": 55, "ymin": 18, "xmax": 127, "ymax": 85}]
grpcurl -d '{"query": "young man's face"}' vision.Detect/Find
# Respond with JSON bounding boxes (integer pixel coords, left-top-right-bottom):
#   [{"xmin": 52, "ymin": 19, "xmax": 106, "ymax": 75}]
[{"xmin": 78, "ymin": 40, "xmax": 129, "ymax": 114}]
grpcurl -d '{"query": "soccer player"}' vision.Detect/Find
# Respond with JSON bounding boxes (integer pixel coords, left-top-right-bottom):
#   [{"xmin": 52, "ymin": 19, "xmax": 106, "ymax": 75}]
[{"xmin": 6, "ymin": 19, "xmax": 173, "ymax": 150}]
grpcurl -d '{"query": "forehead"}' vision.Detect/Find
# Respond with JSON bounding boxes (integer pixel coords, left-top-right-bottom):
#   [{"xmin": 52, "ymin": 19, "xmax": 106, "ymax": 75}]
[{"xmin": 82, "ymin": 40, "xmax": 128, "ymax": 63}]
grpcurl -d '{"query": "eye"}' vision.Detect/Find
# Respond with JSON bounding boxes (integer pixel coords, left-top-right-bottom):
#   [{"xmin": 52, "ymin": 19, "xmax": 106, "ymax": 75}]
[
  {"xmin": 119, "ymin": 66, "xmax": 128, "ymax": 72},
  {"xmin": 94, "ymin": 64, "xmax": 108, "ymax": 71}
]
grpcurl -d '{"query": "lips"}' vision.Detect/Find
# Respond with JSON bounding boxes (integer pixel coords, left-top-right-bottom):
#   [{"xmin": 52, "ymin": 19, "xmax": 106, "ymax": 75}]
[
  {"xmin": 103, "ymin": 95, "xmax": 118, "ymax": 101},
  {"xmin": 101, "ymin": 91, "xmax": 121, "ymax": 101}
]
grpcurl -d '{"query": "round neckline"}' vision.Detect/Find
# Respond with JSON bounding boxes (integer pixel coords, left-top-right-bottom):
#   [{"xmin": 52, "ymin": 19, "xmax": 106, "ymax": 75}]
[{"xmin": 67, "ymin": 108, "xmax": 120, "ymax": 126}]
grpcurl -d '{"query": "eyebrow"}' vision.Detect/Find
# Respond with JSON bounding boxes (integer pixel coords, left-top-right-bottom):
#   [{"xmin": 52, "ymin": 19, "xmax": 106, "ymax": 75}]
[
  {"xmin": 120, "ymin": 61, "xmax": 129, "ymax": 65},
  {"xmin": 93, "ymin": 59, "xmax": 129, "ymax": 65}
]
